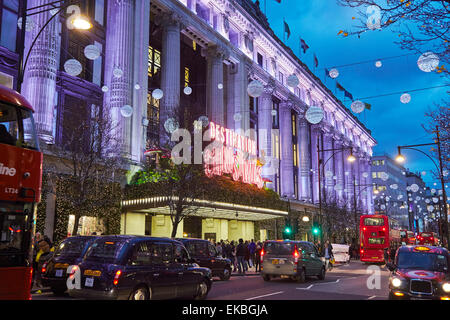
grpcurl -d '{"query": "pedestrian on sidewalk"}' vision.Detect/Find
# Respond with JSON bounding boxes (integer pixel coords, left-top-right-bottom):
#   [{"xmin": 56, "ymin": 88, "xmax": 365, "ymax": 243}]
[
  {"xmin": 236, "ymin": 238, "xmax": 247, "ymax": 274},
  {"xmin": 248, "ymin": 239, "xmax": 256, "ymax": 268},
  {"xmin": 229, "ymin": 241, "xmax": 237, "ymax": 272},
  {"xmin": 35, "ymin": 237, "xmax": 55, "ymax": 291},
  {"xmin": 254, "ymin": 242, "xmax": 262, "ymax": 272},
  {"xmin": 324, "ymin": 240, "xmax": 334, "ymax": 271}
]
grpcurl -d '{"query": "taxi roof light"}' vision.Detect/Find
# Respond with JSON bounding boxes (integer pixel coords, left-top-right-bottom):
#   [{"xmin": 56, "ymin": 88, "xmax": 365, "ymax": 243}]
[{"xmin": 414, "ymin": 246, "xmax": 431, "ymax": 252}]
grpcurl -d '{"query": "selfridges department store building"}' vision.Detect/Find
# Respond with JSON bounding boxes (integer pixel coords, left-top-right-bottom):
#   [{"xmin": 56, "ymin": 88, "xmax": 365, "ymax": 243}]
[{"xmin": 6, "ymin": 0, "xmax": 376, "ymax": 240}]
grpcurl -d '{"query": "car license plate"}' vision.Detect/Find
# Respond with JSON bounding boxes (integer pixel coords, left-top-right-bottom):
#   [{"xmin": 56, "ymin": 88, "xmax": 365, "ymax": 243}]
[
  {"xmin": 55, "ymin": 269, "xmax": 64, "ymax": 277},
  {"xmin": 85, "ymin": 277, "xmax": 94, "ymax": 287},
  {"xmin": 272, "ymin": 259, "xmax": 284, "ymax": 265}
]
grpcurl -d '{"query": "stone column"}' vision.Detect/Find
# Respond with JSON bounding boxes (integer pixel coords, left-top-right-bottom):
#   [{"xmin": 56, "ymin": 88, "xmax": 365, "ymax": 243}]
[
  {"xmin": 299, "ymin": 117, "xmax": 312, "ymax": 200},
  {"xmin": 258, "ymin": 82, "xmax": 275, "ymax": 182},
  {"xmin": 279, "ymin": 100, "xmax": 294, "ymax": 198},
  {"xmin": 366, "ymin": 158, "xmax": 374, "ymax": 214},
  {"xmin": 344, "ymin": 145, "xmax": 354, "ymax": 212},
  {"xmin": 131, "ymin": 0, "xmax": 150, "ymax": 162},
  {"xmin": 206, "ymin": 45, "xmax": 226, "ymax": 126},
  {"xmin": 103, "ymin": 0, "xmax": 134, "ymax": 154},
  {"xmin": 22, "ymin": 0, "xmax": 60, "ymax": 143},
  {"xmin": 159, "ymin": 14, "xmax": 181, "ymax": 146},
  {"xmin": 226, "ymin": 55, "xmax": 249, "ymax": 134}
]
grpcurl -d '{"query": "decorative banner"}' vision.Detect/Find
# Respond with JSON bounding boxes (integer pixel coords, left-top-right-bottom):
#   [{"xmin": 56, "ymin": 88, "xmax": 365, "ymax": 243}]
[
  {"xmin": 410, "ymin": 184, "xmax": 419, "ymax": 193},
  {"xmin": 351, "ymin": 100, "xmax": 365, "ymax": 114},
  {"xmin": 164, "ymin": 118, "xmax": 179, "ymax": 133},
  {"xmin": 400, "ymin": 93, "xmax": 411, "ymax": 104},
  {"xmin": 375, "ymin": 60, "xmax": 382, "ymax": 68},
  {"xmin": 305, "ymin": 106, "xmax": 324, "ymax": 124},
  {"xmin": 183, "ymin": 86, "xmax": 192, "ymax": 95},
  {"xmin": 328, "ymin": 68, "xmax": 339, "ymax": 79},
  {"xmin": 417, "ymin": 52, "xmax": 440, "ymax": 72},
  {"xmin": 247, "ymin": 80, "xmax": 264, "ymax": 98},
  {"xmin": 120, "ymin": 105, "xmax": 133, "ymax": 118},
  {"xmin": 152, "ymin": 89, "xmax": 164, "ymax": 100},
  {"xmin": 84, "ymin": 44, "xmax": 101, "ymax": 60},
  {"xmin": 287, "ymin": 74, "xmax": 300, "ymax": 87},
  {"xmin": 204, "ymin": 121, "xmax": 262, "ymax": 188},
  {"xmin": 64, "ymin": 59, "xmax": 82, "ymax": 76}
]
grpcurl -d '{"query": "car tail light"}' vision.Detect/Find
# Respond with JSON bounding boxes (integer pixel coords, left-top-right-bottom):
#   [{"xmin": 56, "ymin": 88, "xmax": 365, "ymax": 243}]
[
  {"xmin": 260, "ymin": 249, "xmax": 265, "ymax": 263},
  {"xmin": 41, "ymin": 262, "xmax": 48, "ymax": 274},
  {"xmin": 113, "ymin": 270, "xmax": 122, "ymax": 286},
  {"xmin": 360, "ymin": 249, "xmax": 364, "ymax": 254}
]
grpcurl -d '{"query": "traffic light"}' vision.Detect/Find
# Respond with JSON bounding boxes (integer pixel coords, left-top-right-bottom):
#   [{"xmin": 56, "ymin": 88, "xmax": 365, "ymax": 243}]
[
  {"xmin": 283, "ymin": 219, "xmax": 293, "ymax": 240},
  {"xmin": 312, "ymin": 222, "xmax": 321, "ymax": 238}
]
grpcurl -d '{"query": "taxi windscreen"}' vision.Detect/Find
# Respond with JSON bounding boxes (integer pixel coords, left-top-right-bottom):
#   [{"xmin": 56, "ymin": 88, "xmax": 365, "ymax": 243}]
[
  {"xmin": 84, "ymin": 240, "xmax": 125, "ymax": 263},
  {"xmin": 397, "ymin": 252, "xmax": 448, "ymax": 271},
  {"xmin": 263, "ymin": 242, "xmax": 295, "ymax": 255},
  {"xmin": 54, "ymin": 239, "xmax": 89, "ymax": 257}
]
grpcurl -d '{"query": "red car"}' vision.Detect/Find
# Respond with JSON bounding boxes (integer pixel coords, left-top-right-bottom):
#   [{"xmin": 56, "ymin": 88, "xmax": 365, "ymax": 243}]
[{"xmin": 387, "ymin": 245, "xmax": 450, "ymax": 300}]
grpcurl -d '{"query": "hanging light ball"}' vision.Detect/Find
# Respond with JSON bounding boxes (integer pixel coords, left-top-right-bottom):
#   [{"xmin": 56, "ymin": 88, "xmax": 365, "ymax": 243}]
[
  {"xmin": 325, "ymin": 171, "xmax": 333, "ymax": 178},
  {"xmin": 380, "ymin": 172, "xmax": 389, "ymax": 181},
  {"xmin": 390, "ymin": 184, "xmax": 398, "ymax": 190},
  {"xmin": 183, "ymin": 86, "xmax": 192, "ymax": 95},
  {"xmin": 400, "ymin": 93, "xmax": 411, "ymax": 104},
  {"xmin": 113, "ymin": 67, "xmax": 123, "ymax": 78},
  {"xmin": 375, "ymin": 60, "xmax": 382, "ymax": 68},
  {"xmin": 233, "ymin": 113, "xmax": 242, "ymax": 122},
  {"xmin": 217, "ymin": 83, "xmax": 223, "ymax": 90},
  {"xmin": 134, "ymin": 84, "xmax": 141, "ymax": 90},
  {"xmin": 328, "ymin": 68, "xmax": 339, "ymax": 79},
  {"xmin": 287, "ymin": 74, "xmax": 300, "ymax": 87},
  {"xmin": 305, "ymin": 106, "xmax": 324, "ymax": 124},
  {"xmin": 421, "ymin": 171, "xmax": 427, "ymax": 176},
  {"xmin": 152, "ymin": 89, "xmax": 164, "ymax": 100},
  {"xmin": 247, "ymin": 80, "xmax": 264, "ymax": 98},
  {"xmin": 427, "ymin": 205, "xmax": 434, "ymax": 212},
  {"xmin": 417, "ymin": 52, "xmax": 440, "ymax": 72},
  {"xmin": 17, "ymin": 17, "xmax": 35, "ymax": 32},
  {"xmin": 351, "ymin": 100, "xmax": 365, "ymax": 114},
  {"xmin": 84, "ymin": 44, "xmax": 101, "ymax": 60},
  {"xmin": 101, "ymin": 85, "xmax": 109, "ymax": 93},
  {"xmin": 120, "ymin": 105, "xmax": 133, "ymax": 118},
  {"xmin": 164, "ymin": 118, "xmax": 179, "ymax": 134},
  {"xmin": 64, "ymin": 59, "xmax": 83, "ymax": 77},
  {"xmin": 362, "ymin": 172, "xmax": 369, "ymax": 178},
  {"xmin": 410, "ymin": 184, "xmax": 419, "ymax": 193},
  {"xmin": 271, "ymin": 109, "xmax": 277, "ymax": 116},
  {"xmin": 198, "ymin": 116, "xmax": 209, "ymax": 127}
]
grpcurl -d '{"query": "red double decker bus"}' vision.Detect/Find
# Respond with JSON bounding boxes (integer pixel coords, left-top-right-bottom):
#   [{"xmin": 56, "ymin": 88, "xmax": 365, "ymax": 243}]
[
  {"xmin": 0, "ymin": 85, "xmax": 42, "ymax": 300},
  {"xmin": 359, "ymin": 215, "xmax": 402, "ymax": 263}
]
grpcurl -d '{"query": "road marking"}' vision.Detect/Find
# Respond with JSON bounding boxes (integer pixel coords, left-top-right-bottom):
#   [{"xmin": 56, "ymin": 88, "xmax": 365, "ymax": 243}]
[
  {"xmin": 367, "ymin": 295, "xmax": 377, "ymax": 300},
  {"xmin": 297, "ymin": 285, "xmax": 314, "ymax": 290},
  {"xmin": 245, "ymin": 291, "xmax": 284, "ymax": 300}
]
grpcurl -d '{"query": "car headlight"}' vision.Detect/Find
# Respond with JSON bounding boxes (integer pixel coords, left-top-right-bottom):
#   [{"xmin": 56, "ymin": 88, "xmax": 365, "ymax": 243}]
[
  {"xmin": 391, "ymin": 277, "xmax": 403, "ymax": 288},
  {"xmin": 442, "ymin": 282, "xmax": 450, "ymax": 293}
]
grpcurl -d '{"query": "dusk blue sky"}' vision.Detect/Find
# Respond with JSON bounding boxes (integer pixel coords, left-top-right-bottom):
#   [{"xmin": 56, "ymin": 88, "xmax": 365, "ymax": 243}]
[{"xmin": 257, "ymin": 0, "xmax": 448, "ymax": 187}]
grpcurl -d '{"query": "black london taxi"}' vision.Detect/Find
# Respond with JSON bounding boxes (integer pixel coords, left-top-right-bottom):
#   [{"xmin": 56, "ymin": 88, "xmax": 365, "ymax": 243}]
[
  {"xmin": 176, "ymin": 238, "xmax": 232, "ymax": 281},
  {"xmin": 387, "ymin": 245, "xmax": 450, "ymax": 300},
  {"xmin": 41, "ymin": 235, "xmax": 99, "ymax": 295},
  {"xmin": 67, "ymin": 235, "xmax": 213, "ymax": 300}
]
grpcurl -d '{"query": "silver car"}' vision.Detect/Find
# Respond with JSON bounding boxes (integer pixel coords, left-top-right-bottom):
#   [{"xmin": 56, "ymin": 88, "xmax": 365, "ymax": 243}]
[{"xmin": 261, "ymin": 240, "xmax": 326, "ymax": 283}]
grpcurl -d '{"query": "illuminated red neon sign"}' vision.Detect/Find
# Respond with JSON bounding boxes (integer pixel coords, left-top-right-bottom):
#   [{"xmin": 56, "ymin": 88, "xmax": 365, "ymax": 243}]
[{"xmin": 204, "ymin": 122, "xmax": 263, "ymax": 188}]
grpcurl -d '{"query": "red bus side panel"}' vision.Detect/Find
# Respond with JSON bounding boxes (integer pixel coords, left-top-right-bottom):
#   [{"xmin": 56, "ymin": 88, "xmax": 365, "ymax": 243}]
[{"xmin": 0, "ymin": 267, "xmax": 32, "ymax": 300}]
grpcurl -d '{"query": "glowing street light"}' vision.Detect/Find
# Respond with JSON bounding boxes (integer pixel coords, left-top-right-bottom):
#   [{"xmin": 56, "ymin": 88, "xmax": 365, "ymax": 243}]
[
  {"xmin": 347, "ymin": 151, "xmax": 356, "ymax": 163},
  {"xmin": 71, "ymin": 15, "xmax": 93, "ymax": 30}
]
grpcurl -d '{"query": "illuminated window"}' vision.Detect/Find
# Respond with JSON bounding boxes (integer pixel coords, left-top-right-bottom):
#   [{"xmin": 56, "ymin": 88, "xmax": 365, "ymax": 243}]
[
  {"xmin": 193, "ymin": 40, "xmax": 197, "ymax": 51},
  {"xmin": 147, "ymin": 91, "xmax": 160, "ymax": 145},
  {"xmin": 184, "ymin": 67, "xmax": 190, "ymax": 87},
  {"xmin": 148, "ymin": 46, "xmax": 161, "ymax": 77},
  {"xmin": 0, "ymin": 0, "xmax": 19, "ymax": 52}
]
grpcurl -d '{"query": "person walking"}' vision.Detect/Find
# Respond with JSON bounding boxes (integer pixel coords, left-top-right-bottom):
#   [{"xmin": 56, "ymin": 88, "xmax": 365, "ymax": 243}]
[
  {"xmin": 248, "ymin": 239, "xmax": 256, "ymax": 268},
  {"xmin": 236, "ymin": 239, "xmax": 247, "ymax": 274},
  {"xmin": 324, "ymin": 240, "xmax": 334, "ymax": 271},
  {"xmin": 229, "ymin": 241, "xmax": 237, "ymax": 272},
  {"xmin": 35, "ymin": 237, "xmax": 55, "ymax": 292},
  {"xmin": 254, "ymin": 242, "xmax": 262, "ymax": 272}
]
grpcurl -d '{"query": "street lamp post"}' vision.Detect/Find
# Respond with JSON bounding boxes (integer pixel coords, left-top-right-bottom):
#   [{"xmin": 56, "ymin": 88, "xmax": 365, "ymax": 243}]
[
  {"xmin": 316, "ymin": 134, "xmax": 356, "ymax": 241},
  {"xmin": 395, "ymin": 126, "xmax": 449, "ymax": 248},
  {"xmin": 16, "ymin": 0, "xmax": 92, "ymax": 92}
]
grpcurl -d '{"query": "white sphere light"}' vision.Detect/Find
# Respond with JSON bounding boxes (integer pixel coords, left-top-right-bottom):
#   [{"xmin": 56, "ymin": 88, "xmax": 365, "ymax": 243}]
[
  {"xmin": 64, "ymin": 59, "xmax": 83, "ymax": 77},
  {"xmin": 417, "ymin": 52, "xmax": 440, "ymax": 72},
  {"xmin": 400, "ymin": 93, "xmax": 411, "ymax": 104},
  {"xmin": 198, "ymin": 116, "xmax": 209, "ymax": 127},
  {"xmin": 217, "ymin": 83, "xmax": 223, "ymax": 90},
  {"xmin": 84, "ymin": 44, "xmax": 101, "ymax": 60},
  {"xmin": 134, "ymin": 84, "xmax": 141, "ymax": 90},
  {"xmin": 152, "ymin": 89, "xmax": 164, "ymax": 100},
  {"xmin": 329, "ymin": 68, "xmax": 339, "ymax": 79},
  {"xmin": 287, "ymin": 74, "xmax": 300, "ymax": 87},
  {"xmin": 120, "ymin": 105, "xmax": 133, "ymax": 118},
  {"xmin": 271, "ymin": 109, "xmax": 277, "ymax": 116},
  {"xmin": 305, "ymin": 106, "xmax": 324, "ymax": 124},
  {"xmin": 183, "ymin": 86, "xmax": 192, "ymax": 95},
  {"xmin": 410, "ymin": 184, "xmax": 419, "ymax": 193},
  {"xmin": 164, "ymin": 118, "xmax": 179, "ymax": 134},
  {"xmin": 113, "ymin": 67, "xmax": 123, "ymax": 78},
  {"xmin": 375, "ymin": 60, "xmax": 382, "ymax": 68},
  {"xmin": 247, "ymin": 80, "xmax": 264, "ymax": 98},
  {"xmin": 351, "ymin": 100, "xmax": 365, "ymax": 114},
  {"xmin": 362, "ymin": 172, "xmax": 369, "ymax": 178},
  {"xmin": 233, "ymin": 113, "xmax": 242, "ymax": 122},
  {"xmin": 101, "ymin": 86, "xmax": 108, "ymax": 93},
  {"xmin": 380, "ymin": 172, "xmax": 389, "ymax": 181},
  {"xmin": 325, "ymin": 171, "xmax": 333, "ymax": 178},
  {"xmin": 17, "ymin": 17, "xmax": 35, "ymax": 32}
]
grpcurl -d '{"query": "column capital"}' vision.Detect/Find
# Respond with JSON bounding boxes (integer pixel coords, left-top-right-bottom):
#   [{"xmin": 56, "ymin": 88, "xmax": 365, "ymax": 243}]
[
  {"xmin": 279, "ymin": 99, "xmax": 294, "ymax": 110},
  {"xmin": 204, "ymin": 44, "xmax": 229, "ymax": 61},
  {"xmin": 157, "ymin": 11, "xmax": 187, "ymax": 30}
]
